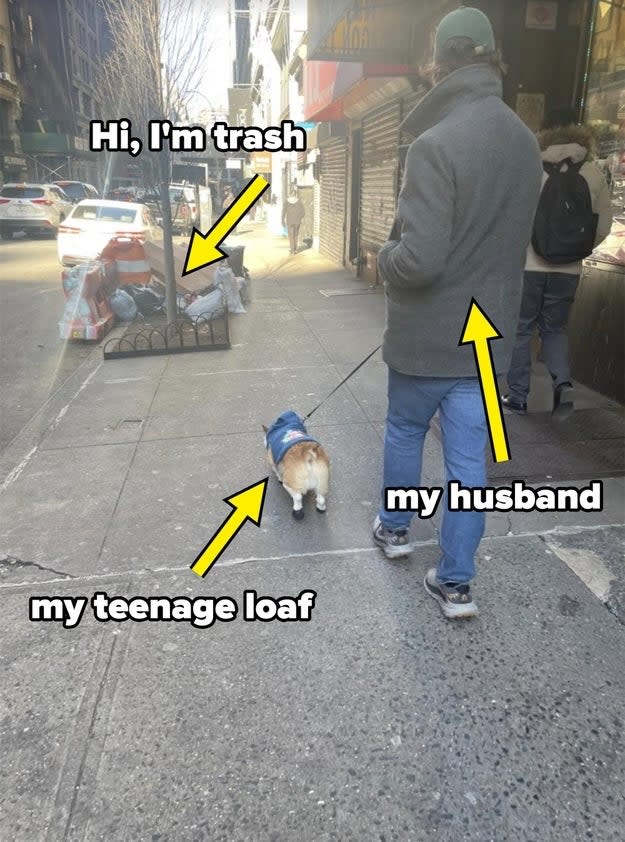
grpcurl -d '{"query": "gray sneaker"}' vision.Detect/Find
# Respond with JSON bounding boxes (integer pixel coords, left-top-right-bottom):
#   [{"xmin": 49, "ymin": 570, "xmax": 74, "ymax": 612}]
[
  {"xmin": 552, "ymin": 383, "xmax": 574, "ymax": 422},
  {"xmin": 424, "ymin": 568, "xmax": 478, "ymax": 619},
  {"xmin": 373, "ymin": 515, "xmax": 415, "ymax": 559}
]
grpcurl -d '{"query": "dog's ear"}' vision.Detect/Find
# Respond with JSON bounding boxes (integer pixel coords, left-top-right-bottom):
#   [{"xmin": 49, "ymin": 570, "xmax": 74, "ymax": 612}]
[{"xmin": 262, "ymin": 424, "xmax": 268, "ymax": 433}]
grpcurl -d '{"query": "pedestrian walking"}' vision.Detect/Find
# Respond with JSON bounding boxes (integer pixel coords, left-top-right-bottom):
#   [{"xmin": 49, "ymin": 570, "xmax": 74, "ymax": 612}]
[
  {"xmin": 282, "ymin": 191, "xmax": 305, "ymax": 254},
  {"xmin": 373, "ymin": 7, "xmax": 543, "ymax": 618},
  {"xmin": 222, "ymin": 185, "xmax": 235, "ymax": 211},
  {"xmin": 502, "ymin": 108, "xmax": 612, "ymax": 420}
]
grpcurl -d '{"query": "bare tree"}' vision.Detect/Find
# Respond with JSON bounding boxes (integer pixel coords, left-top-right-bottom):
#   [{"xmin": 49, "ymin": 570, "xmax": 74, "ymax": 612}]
[
  {"xmin": 98, "ymin": 0, "xmax": 216, "ymax": 323},
  {"xmin": 99, "ymin": 0, "xmax": 216, "ymax": 190}
]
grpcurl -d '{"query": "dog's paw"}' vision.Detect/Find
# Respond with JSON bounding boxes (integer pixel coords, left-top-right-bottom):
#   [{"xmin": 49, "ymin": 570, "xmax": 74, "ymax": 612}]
[
  {"xmin": 316, "ymin": 505, "xmax": 326, "ymax": 514},
  {"xmin": 292, "ymin": 508, "xmax": 305, "ymax": 521}
]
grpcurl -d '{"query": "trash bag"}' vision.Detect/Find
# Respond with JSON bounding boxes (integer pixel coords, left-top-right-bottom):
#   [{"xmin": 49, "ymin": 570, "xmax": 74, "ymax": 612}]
[
  {"xmin": 126, "ymin": 284, "xmax": 164, "ymax": 316},
  {"xmin": 184, "ymin": 288, "xmax": 225, "ymax": 321},
  {"xmin": 214, "ymin": 265, "xmax": 246, "ymax": 314},
  {"xmin": 225, "ymin": 244, "xmax": 245, "ymax": 277},
  {"xmin": 236, "ymin": 275, "xmax": 250, "ymax": 306},
  {"xmin": 109, "ymin": 289, "xmax": 138, "ymax": 321}
]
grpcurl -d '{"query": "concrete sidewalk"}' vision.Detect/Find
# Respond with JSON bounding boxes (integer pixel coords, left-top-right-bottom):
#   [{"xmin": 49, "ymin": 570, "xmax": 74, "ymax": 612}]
[{"xmin": 1, "ymin": 226, "xmax": 624, "ymax": 841}]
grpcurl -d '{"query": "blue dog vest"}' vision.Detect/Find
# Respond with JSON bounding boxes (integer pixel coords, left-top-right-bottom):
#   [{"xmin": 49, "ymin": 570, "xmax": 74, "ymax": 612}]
[{"xmin": 265, "ymin": 411, "xmax": 318, "ymax": 464}]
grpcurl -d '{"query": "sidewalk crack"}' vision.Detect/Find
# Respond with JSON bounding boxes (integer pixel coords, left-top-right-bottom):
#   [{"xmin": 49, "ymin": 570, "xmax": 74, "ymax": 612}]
[{"xmin": 0, "ymin": 554, "xmax": 75, "ymax": 579}]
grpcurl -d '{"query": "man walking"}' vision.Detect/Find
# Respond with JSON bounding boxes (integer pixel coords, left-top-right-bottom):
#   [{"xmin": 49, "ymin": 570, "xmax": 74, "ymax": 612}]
[
  {"xmin": 282, "ymin": 190, "xmax": 306, "ymax": 254},
  {"xmin": 502, "ymin": 108, "xmax": 612, "ymax": 420},
  {"xmin": 373, "ymin": 8, "xmax": 543, "ymax": 618}
]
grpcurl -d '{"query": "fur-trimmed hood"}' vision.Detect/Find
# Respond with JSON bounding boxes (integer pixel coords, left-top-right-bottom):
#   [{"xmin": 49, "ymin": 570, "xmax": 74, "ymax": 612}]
[
  {"xmin": 526, "ymin": 123, "xmax": 613, "ymax": 273},
  {"xmin": 536, "ymin": 124, "xmax": 596, "ymax": 163}
]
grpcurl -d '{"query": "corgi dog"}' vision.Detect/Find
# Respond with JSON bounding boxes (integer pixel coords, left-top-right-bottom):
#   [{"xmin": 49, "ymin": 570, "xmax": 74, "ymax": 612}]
[{"xmin": 263, "ymin": 410, "xmax": 330, "ymax": 519}]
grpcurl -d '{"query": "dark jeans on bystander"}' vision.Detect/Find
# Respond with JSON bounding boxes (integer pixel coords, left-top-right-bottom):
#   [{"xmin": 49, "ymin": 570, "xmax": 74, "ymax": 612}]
[
  {"xmin": 288, "ymin": 224, "xmax": 301, "ymax": 254},
  {"xmin": 507, "ymin": 270, "xmax": 579, "ymax": 404}
]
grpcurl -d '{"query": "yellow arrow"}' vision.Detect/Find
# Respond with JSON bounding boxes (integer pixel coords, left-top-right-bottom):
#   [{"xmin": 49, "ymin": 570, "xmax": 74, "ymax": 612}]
[
  {"xmin": 459, "ymin": 299, "xmax": 511, "ymax": 463},
  {"xmin": 183, "ymin": 174, "xmax": 269, "ymax": 276},
  {"xmin": 190, "ymin": 477, "xmax": 269, "ymax": 578}
]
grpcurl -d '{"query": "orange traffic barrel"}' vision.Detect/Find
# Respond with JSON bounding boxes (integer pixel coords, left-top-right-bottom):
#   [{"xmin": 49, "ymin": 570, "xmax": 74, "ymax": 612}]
[{"xmin": 101, "ymin": 237, "xmax": 151, "ymax": 285}]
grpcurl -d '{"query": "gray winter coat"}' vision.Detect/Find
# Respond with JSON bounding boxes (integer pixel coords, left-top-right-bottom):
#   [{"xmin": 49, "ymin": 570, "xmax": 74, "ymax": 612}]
[
  {"xmin": 378, "ymin": 64, "xmax": 543, "ymax": 377},
  {"xmin": 282, "ymin": 198, "xmax": 305, "ymax": 227}
]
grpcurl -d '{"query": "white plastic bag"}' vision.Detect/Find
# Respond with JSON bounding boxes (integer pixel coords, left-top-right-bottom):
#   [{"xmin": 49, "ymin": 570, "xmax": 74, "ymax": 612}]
[
  {"xmin": 214, "ymin": 265, "xmax": 246, "ymax": 314},
  {"xmin": 185, "ymin": 288, "xmax": 225, "ymax": 321}
]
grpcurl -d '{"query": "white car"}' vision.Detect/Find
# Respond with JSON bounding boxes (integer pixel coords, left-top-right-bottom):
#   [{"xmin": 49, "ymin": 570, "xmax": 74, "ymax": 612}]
[
  {"xmin": 57, "ymin": 199, "xmax": 163, "ymax": 266},
  {"xmin": 0, "ymin": 183, "xmax": 73, "ymax": 239}
]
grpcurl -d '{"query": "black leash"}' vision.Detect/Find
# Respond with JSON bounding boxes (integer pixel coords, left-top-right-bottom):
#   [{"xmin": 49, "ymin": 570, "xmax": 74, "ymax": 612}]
[{"xmin": 303, "ymin": 344, "xmax": 382, "ymax": 421}]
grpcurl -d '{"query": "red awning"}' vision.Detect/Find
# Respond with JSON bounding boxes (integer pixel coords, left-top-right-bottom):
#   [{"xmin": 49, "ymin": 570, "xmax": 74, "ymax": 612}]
[{"xmin": 304, "ymin": 61, "xmax": 417, "ymax": 122}]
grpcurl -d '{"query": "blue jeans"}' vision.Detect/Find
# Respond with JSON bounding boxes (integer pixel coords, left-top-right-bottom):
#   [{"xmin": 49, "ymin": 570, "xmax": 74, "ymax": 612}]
[
  {"xmin": 507, "ymin": 270, "xmax": 579, "ymax": 403},
  {"xmin": 379, "ymin": 369, "xmax": 487, "ymax": 584}
]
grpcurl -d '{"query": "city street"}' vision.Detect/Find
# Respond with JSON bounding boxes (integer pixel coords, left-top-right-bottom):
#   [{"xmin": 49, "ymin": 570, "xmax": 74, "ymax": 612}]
[
  {"xmin": 2, "ymin": 0, "xmax": 624, "ymax": 838},
  {"xmin": 0, "ymin": 235, "xmax": 92, "ymax": 452},
  {"xmin": 1, "ymin": 229, "xmax": 624, "ymax": 841}
]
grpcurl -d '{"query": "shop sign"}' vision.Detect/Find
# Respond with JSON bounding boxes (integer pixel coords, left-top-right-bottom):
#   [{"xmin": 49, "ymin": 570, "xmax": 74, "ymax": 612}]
[
  {"xmin": 525, "ymin": 2, "xmax": 558, "ymax": 30},
  {"xmin": 308, "ymin": 0, "xmax": 353, "ymax": 59},
  {"xmin": 307, "ymin": 0, "xmax": 416, "ymax": 63},
  {"xmin": 250, "ymin": 151, "xmax": 272, "ymax": 173}
]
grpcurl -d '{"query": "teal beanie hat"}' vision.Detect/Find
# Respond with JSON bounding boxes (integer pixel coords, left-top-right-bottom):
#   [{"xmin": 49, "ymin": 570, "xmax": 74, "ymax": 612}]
[{"xmin": 434, "ymin": 7, "xmax": 496, "ymax": 62}]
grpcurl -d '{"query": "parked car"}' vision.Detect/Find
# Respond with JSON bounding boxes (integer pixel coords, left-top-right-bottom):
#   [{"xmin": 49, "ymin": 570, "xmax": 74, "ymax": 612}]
[
  {"xmin": 0, "ymin": 183, "xmax": 73, "ymax": 239},
  {"xmin": 104, "ymin": 186, "xmax": 139, "ymax": 203},
  {"xmin": 141, "ymin": 184, "xmax": 213, "ymax": 235},
  {"xmin": 53, "ymin": 180, "xmax": 100, "ymax": 203},
  {"xmin": 57, "ymin": 199, "xmax": 163, "ymax": 265},
  {"xmin": 168, "ymin": 184, "xmax": 205, "ymax": 235}
]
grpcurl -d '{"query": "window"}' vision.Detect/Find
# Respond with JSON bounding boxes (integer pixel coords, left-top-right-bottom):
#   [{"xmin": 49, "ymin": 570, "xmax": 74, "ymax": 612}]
[
  {"xmin": 72, "ymin": 204, "xmax": 138, "ymax": 223},
  {"xmin": 0, "ymin": 101, "xmax": 10, "ymax": 136},
  {"xmin": 583, "ymin": 0, "xmax": 625, "ymax": 264},
  {"xmin": 55, "ymin": 182, "xmax": 86, "ymax": 201},
  {"xmin": 0, "ymin": 45, "xmax": 6, "ymax": 73},
  {"xmin": 1, "ymin": 186, "xmax": 45, "ymax": 199}
]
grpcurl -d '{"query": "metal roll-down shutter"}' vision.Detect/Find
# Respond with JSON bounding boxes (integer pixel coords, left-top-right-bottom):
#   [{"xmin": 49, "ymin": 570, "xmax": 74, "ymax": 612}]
[
  {"xmin": 359, "ymin": 101, "xmax": 401, "ymax": 254},
  {"xmin": 319, "ymin": 138, "xmax": 347, "ymax": 265}
]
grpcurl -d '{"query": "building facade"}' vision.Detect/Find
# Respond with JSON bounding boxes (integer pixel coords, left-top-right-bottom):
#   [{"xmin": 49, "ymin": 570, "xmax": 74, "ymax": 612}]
[
  {"xmin": 0, "ymin": 0, "xmax": 25, "ymax": 183},
  {"xmin": 9, "ymin": 0, "xmax": 113, "ymax": 188},
  {"xmin": 301, "ymin": 0, "xmax": 624, "ymax": 401}
]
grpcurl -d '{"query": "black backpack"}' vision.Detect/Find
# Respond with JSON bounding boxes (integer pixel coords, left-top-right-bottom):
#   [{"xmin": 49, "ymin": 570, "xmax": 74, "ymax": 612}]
[{"xmin": 531, "ymin": 159, "xmax": 598, "ymax": 264}]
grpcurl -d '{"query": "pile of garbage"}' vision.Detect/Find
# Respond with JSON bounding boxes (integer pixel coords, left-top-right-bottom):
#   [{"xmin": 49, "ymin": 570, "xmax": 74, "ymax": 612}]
[
  {"xmin": 107, "ymin": 264, "xmax": 247, "ymax": 324},
  {"xmin": 59, "ymin": 260, "xmax": 117, "ymax": 341},
  {"xmin": 60, "ymin": 237, "xmax": 250, "ymax": 341},
  {"xmin": 182, "ymin": 264, "xmax": 248, "ymax": 323}
]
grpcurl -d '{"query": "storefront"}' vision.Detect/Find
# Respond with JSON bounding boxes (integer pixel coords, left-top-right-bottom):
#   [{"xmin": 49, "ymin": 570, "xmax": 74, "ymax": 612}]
[
  {"xmin": 569, "ymin": 0, "xmax": 625, "ymax": 403},
  {"xmin": 305, "ymin": 1, "xmax": 449, "ymax": 266},
  {"xmin": 358, "ymin": 100, "xmax": 401, "ymax": 260},
  {"xmin": 582, "ymin": 0, "xmax": 625, "ymax": 260},
  {"xmin": 318, "ymin": 128, "xmax": 348, "ymax": 264}
]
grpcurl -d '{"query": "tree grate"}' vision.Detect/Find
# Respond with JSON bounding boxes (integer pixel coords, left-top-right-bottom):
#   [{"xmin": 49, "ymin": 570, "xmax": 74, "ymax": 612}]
[{"xmin": 103, "ymin": 310, "xmax": 230, "ymax": 359}]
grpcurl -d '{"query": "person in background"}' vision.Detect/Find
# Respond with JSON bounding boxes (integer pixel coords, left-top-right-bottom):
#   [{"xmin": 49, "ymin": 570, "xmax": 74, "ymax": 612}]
[
  {"xmin": 502, "ymin": 107, "xmax": 612, "ymax": 420},
  {"xmin": 282, "ymin": 190, "xmax": 306, "ymax": 254},
  {"xmin": 373, "ymin": 7, "xmax": 543, "ymax": 619},
  {"xmin": 222, "ymin": 185, "xmax": 235, "ymax": 211}
]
